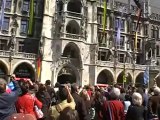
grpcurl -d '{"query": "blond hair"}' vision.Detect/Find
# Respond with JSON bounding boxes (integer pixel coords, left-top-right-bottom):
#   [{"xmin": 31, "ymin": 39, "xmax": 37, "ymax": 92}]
[
  {"xmin": 132, "ymin": 92, "xmax": 142, "ymax": 106},
  {"xmin": 154, "ymin": 87, "xmax": 160, "ymax": 95}
]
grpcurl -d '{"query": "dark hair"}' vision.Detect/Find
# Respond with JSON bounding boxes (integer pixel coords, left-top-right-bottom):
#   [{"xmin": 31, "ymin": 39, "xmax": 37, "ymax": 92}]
[
  {"xmin": 120, "ymin": 88, "xmax": 126, "ymax": 94},
  {"xmin": 58, "ymin": 87, "xmax": 68, "ymax": 101},
  {"xmin": 71, "ymin": 83, "xmax": 78, "ymax": 93},
  {"xmin": 59, "ymin": 107, "xmax": 79, "ymax": 120},
  {"xmin": 45, "ymin": 80, "xmax": 51, "ymax": 85},
  {"xmin": 38, "ymin": 84, "xmax": 46, "ymax": 92},
  {"xmin": 18, "ymin": 80, "xmax": 29, "ymax": 95}
]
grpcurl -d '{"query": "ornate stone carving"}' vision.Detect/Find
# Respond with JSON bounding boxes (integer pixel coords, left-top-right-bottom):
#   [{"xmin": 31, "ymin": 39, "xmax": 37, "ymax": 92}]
[{"xmin": 50, "ymin": 58, "xmax": 71, "ymax": 71}]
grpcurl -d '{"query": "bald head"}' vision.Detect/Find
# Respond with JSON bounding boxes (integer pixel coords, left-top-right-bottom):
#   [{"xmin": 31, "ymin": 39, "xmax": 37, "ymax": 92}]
[{"xmin": 0, "ymin": 78, "xmax": 7, "ymax": 93}]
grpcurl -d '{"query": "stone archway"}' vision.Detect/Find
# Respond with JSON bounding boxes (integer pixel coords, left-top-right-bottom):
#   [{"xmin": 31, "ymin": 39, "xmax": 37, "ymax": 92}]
[
  {"xmin": 57, "ymin": 66, "xmax": 78, "ymax": 84},
  {"xmin": 0, "ymin": 60, "xmax": 8, "ymax": 79},
  {"xmin": 135, "ymin": 72, "xmax": 144, "ymax": 87},
  {"xmin": 67, "ymin": 0, "xmax": 82, "ymax": 13},
  {"xmin": 62, "ymin": 42, "xmax": 82, "ymax": 68},
  {"xmin": 117, "ymin": 72, "xmax": 132, "ymax": 86},
  {"xmin": 97, "ymin": 69, "xmax": 114, "ymax": 84},
  {"xmin": 13, "ymin": 62, "xmax": 35, "ymax": 81}
]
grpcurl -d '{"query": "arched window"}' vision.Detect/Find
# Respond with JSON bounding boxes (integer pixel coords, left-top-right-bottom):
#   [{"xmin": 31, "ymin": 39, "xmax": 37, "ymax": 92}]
[
  {"xmin": 66, "ymin": 20, "xmax": 80, "ymax": 34},
  {"xmin": 151, "ymin": 26, "xmax": 155, "ymax": 38}
]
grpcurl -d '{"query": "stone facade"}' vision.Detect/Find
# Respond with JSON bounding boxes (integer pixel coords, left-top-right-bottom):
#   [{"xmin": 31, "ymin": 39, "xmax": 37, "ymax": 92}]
[{"xmin": 40, "ymin": 0, "xmax": 160, "ymax": 87}]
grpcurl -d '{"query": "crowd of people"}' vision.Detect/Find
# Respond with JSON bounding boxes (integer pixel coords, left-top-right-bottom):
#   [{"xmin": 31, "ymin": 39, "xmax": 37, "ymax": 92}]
[{"xmin": 0, "ymin": 76, "xmax": 160, "ymax": 120}]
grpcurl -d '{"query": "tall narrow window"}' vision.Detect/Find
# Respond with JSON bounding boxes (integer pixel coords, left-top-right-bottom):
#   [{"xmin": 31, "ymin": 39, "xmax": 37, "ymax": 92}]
[
  {"xmin": 22, "ymin": 0, "xmax": 30, "ymax": 14},
  {"xmin": 118, "ymin": 54, "xmax": 125, "ymax": 63},
  {"xmin": 137, "ymin": 39, "xmax": 141, "ymax": 52},
  {"xmin": 120, "ymin": 36, "xmax": 125, "ymax": 49},
  {"xmin": 115, "ymin": 18, "xmax": 119, "ymax": 30},
  {"xmin": 144, "ymin": 24, "xmax": 148, "ymax": 36},
  {"xmin": 155, "ymin": 27, "xmax": 159, "ymax": 39},
  {"xmin": 97, "ymin": 13, "xmax": 103, "ymax": 25},
  {"xmin": 2, "ymin": 17, "xmax": 10, "ymax": 31},
  {"xmin": 132, "ymin": 22, "xmax": 136, "ymax": 32},
  {"xmin": 156, "ymin": 45, "xmax": 160, "ymax": 56},
  {"xmin": 20, "ymin": 20, "xmax": 28, "ymax": 35},
  {"xmin": 136, "ymin": 55, "xmax": 141, "ymax": 64},
  {"xmin": 18, "ymin": 41, "xmax": 24, "ymax": 52},
  {"xmin": 5, "ymin": 0, "xmax": 11, "ymax": 10},
  {"xmin": 121, "ymin": 19, "xmax": 125, "ymax": 31},
  {"xmin": 0, "ymin": 40, "xmax": 7, "ymax": 50},
  {"xmin": 151, "ymin": 26, "xmax": 155, "ymax": 38}
]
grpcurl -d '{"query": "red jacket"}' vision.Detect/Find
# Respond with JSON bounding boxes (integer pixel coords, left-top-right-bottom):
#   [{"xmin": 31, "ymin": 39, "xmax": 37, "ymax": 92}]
[
  {"xmin": 16, "ymin": 93, "xmax": 42, "ymax": 117},
  {"xmin": 102, "ymin": 100, "xmax": 125, "ymax": 120}
]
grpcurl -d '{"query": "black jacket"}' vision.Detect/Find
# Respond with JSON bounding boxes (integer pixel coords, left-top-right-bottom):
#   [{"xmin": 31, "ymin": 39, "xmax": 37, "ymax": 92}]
[
  {"xmin": 126, "ymin": 105, "xmax": 147, "ymax": 120},
  {"xmin": 72, "ymin": 92, "xmax": 89, "ymax": 120},
  {"xmin": 36, "ymin": 91, "xmax": 51, "ymax": 119}
]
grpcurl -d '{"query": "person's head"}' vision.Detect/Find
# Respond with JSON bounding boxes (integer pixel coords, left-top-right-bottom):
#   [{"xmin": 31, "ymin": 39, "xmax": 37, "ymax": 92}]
[
  {"xmin": 80, "ymin": 89, "xmax": 90, "ymax": 101},
  {"xmin": 71, "ymin": 83, "xmax": 79, "ymax": 93},
  {"xmin": 10, "ymin": 74, "xmax": 16, "ymax": 80},
  {"xmin": 110, "ymin": 87, "xmax": 120, "ymax": 100},
  {"xmin": 45, "ymin": 80, "xmax": 51, "ymax": 86},
  {"xmin": 59, "ymin": 107, "xmax": 79, "ymax": 120},
  {"xmin": 120, "ymin": 88, "xmax": 126, "ymax": 94},
  {"xmin": 18, "ymin": 80, "xmax": 29, "ymax": 95},
  {"xmin": 58, "ymin": 87, "xmax": 68, "ymax": 101},
  {"xmin": 38, "ymin": 84, "xmax": 46, "ymax": 92},
  {"xmin": 154, "ymin": 87, "xmax": 160, "ymax": 95},
  {"xmin": 0, "ymin": 78, "xmax": 7, "ymax": 94},
  {"xmin": 132, "ymin": 92, "xmax": 142, "ymax": 106}
]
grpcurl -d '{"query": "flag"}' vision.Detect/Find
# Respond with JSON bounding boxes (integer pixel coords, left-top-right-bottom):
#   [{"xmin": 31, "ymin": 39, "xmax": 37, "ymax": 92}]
[
  {"xmin": 0, "ymin": 0, "xmax": 6, "ymax": 28},
  {"xmin": 135, "ymin": 31, "xmax": 138, "ymax": 50},
  {"xmin": 37, "ymin": 42, "xmax": 43, "ymax": 80},
  {"xmin": 123, "ymin": 65, "xmax": 126, "ymax": 83},
  {"xmin": 116, "ymin": 18, "xmax": 121, "ymax": 45},
  {"xmin": 136, "ymin": 9, "xmax": 142, "ymax": 31},
  {"xmin": 37, "ymin": 56, "xmax": 41, "ymax": 80},
  {"xmin": 28, "ymin": 0, "xmax": 34, "ymax": 35},
  {"xmin": 116, "ymin": 7, "xmax": 125, "ymax": 46},
  {"xmin": 102, "ymin": 0, "xmax": 107, "ymax": 32},
  {"xmin": 144, "ymin": 66, "xmax": 149, "ymax": 85}
]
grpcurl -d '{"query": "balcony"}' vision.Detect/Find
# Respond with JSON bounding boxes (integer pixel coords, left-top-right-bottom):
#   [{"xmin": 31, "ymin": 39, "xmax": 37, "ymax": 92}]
[
  {"xmin": 60, "ymin": 32, "xmax": 83, "ymax": 41},
  {"xmin": 97, "ymin": 59, "xmax": 147, "ymax": 70},
  {"xmin": 63, "ymin": 11, "xmax": 83, "ymax": 20},
  {"xmin": 14, "ymin": 52, "xmax": 36, "ymax": 60},
  {"xmin": 64, "ymin": 11, "xmax": 82, "ymax": 19},
  {"xmin": 0, "ymin": 50, "xmax": 36, "ymax": 60}
]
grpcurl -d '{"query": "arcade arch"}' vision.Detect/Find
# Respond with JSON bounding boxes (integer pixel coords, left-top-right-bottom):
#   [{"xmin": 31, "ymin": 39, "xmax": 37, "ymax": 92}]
[{"xmin": 97, "ymin": 69, "xmax": 114, "ymax": 84}]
